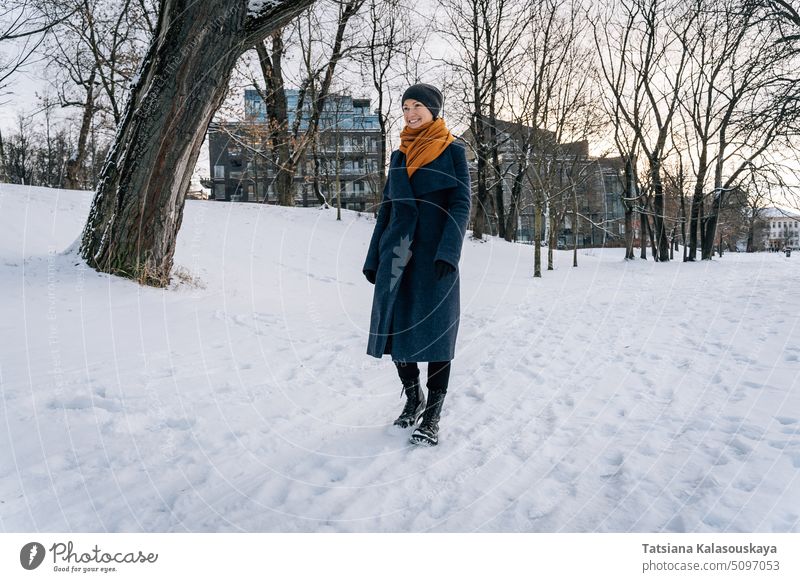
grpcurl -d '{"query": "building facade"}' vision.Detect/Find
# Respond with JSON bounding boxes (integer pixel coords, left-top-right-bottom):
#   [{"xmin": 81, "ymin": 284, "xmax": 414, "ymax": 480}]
[
  {"xmin": 763, "ymin": 208, "xmax": 800, "ymax": 250},
  {"xmin": 459, "ymin": 119, "xmax": 625, "ymax": 248},
  {"xmin": 206, "ymin": 88, "xmax": 383, "ymax": 209}
]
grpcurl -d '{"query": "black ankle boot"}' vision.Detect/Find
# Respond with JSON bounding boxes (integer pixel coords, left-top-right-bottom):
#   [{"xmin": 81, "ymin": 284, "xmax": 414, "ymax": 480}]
[
  {"xmin": 393, "ymin": 376, "xmax": 426, "ymax": 428},
  {"xmin": 409, "ymin": 386, "xmax": 447, "ymax": 446}
]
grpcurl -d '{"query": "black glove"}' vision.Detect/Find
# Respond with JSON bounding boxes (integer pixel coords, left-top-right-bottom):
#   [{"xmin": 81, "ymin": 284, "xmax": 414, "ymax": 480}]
[
  {"xmin": 434, "ymin": 259, "xmax": 455, "ymax": 280},
  {"xmin": 364, "ymin": 269, "xmax": 377, "ymax": 284}
]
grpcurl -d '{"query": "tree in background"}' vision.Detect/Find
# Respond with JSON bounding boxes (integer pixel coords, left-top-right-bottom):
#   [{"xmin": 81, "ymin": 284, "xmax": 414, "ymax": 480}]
[
  {"xmin": 436, "ymin": 0, "xmax": 532, "ymax": 240},
  {"xmin": 1, "ymin": 1, "xmax": 76, "ymax": 102},
  {"xmin": 509, "ymin": 0, "xmax": 601, "ymax": 275},
  {"xmin": 766, "ymin": 0, "xmax": 800, "ymax": 45},
  {"xmin": 247, "ymin": 0, "xmax": 366, "ymax": 206},
  {"xmin": 358, "ymin": 0, "xmax": 422, "ymax": 216},
  {"xmin": 1, "ymin": 1, "xmax": 77, "ymax": 182},
  {"xmin": 594, "ymin": 0, "xmax": 696, "ymax": 263},
  {"xmin": 672, "ymin": 1, "xmax": 798, "ymax": 260},
  {"xmin": 41, "ymin": 0, "xmax": 156, "ymax": 189}
]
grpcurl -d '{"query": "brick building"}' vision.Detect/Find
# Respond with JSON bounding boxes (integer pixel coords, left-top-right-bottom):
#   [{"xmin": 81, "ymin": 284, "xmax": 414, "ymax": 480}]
[{"xmin": 459, "ymin": 119, "xmax": 625, "ymax": 247}]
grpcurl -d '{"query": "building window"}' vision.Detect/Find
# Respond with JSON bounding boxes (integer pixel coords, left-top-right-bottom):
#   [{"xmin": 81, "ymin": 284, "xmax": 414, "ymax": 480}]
[{"xmin": 214, "ymin": 165, "xmax": 225, "ymax": 178}]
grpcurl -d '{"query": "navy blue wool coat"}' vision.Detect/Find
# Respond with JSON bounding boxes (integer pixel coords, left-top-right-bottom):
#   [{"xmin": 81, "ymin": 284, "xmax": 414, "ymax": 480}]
[{"xmin": 363, "ymin": 140, "xmax": 471, "ymax": 362}]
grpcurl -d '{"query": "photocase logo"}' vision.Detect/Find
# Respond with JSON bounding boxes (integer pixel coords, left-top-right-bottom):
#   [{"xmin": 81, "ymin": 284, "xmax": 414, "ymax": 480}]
[
  {"xmin": 390, "ymin": 234, "xmax": 413, "ymax": 291},
  {"xmin": 20, "ymin": 542, "xmax": 46, "ymax": 570}
]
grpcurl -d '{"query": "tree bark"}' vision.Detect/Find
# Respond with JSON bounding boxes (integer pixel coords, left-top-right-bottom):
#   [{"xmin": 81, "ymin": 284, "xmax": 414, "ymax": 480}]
[
  {"xmin": 640, "ymin": 206, "xmax": 648, "ymax": 260},
  {"xmin": 680, "ymin": 183, "xmax": 687, "ymax": 261},
  {"xmin": 255, "ymin": 34, "xmax": 294, "ymax": 204},
  {"xmin": 650, "ymin": 156, "xmax": 670, "ymax": 261},
  {"xmin": 79, "ymin": 0, "xmax": 316, "ymax": 286},
  {"xmin": 533, "ymin": 197, "xmax": 542, "ymax": 277},
  {"xmin": 623, "ymin": 156, "xmax": 635, "ymax": 259},
  {"xmin": 572, "ymin": 186, "xmax": 578, "ymax": 267},
  {"xmin": 701, "ymin": 188, "xmax": 724, "ymax": 259},
  {"xmin": 504, "ymin": 158, "xmax": 525, "ymax": 242},
  {"xmin": 548, "ymin": 212, "xmax": 555, "ymax": 270},
  {"xmin": 471, "ymin": 114, "xmax": 491, "ymax": 239},
  {"xmin": 687, "ymin": 164, "xmax": 707, "ymax": 261},
  {"xmin": 0, "ymin": 128, "xmax": 5, "ymax": 182},
  {"xmin": 647, "ymin": 212, "xmax": 658, "ymax": 260}
]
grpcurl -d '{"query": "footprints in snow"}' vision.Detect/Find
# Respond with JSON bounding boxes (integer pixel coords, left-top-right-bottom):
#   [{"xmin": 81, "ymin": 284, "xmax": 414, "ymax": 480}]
[{"xmin": 46, "ymin": 384, "xmax": 122, "ymax": 413}]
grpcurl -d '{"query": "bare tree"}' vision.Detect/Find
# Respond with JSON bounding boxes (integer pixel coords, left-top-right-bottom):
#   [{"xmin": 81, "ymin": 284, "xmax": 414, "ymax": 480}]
[
  {"xmin": 0, "ymin": 1, "xmax": 77, "ymax": 102},
  {"xmin": 240, "ymin": 0, "xmax": 366, "ymax": 206},
  {"xmin": 509, "ymin": 0, "xmax": 601, "ymax": 275},
  {"xmin": 37, "ymin": 0, "xmax": 158, "ymax": 189},
  {"xmin": 78, "ymin": 0, "xmax": 318, "ymax": 286},
  {"xmin": 594, "ymin": 0, "xmax": 696, "ymax": 262},
  {"xmin": 0, "ymin": 127, "xmax": 6, "ymax": 181},
  {"xmin": 358, "ymin": 0, "xmax": 421, "ymax": 215},
  {"xmin": 33, "ymin": 91, "xmax": 69, "ymax": 186},
  {"xmin": 436, "ymin": 0, "xmax": 531, "ymax": 240},
  {"xmin": 593, "ymin": 3, "xmax": 644, "ymax": 262},
  {"xmin": 766, "ymin": 0, "xmax": 800, "ymax": 45},
  {"xmin": 740, "ymin": 170, "xmax": 770, "ymax": 252},
  {"xmin": 676, "ymin": 0, "xmax": 800, "ymax": 259},
  {"xmin": 43, "ymin": 9, "xmax": 99, "ymax": 189},
  {"xmin": 3, "ymin": 113, "xmax": 35, "ymax": 184}
]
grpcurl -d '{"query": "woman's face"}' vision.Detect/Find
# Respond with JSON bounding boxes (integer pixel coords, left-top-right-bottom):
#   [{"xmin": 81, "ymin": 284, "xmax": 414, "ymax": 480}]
[{"xmin": 403, "ymin": 99, "xmax": 434, "ymax": 129}]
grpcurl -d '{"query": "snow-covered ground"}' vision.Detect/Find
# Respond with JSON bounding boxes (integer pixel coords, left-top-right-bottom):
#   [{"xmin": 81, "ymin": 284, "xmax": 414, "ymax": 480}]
[{"xmin": 0, "ymin": 183, "xmax": 797, "ymax": 532}]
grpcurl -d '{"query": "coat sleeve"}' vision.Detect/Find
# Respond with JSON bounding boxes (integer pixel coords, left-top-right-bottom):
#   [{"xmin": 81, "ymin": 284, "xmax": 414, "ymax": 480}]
[
  {"xmin": 363, "ymin": 178, "xmax": 391, "ymax": 274},
  {"xmin": 435, "ymin": 142, "xmax": 471, "ymax": 270}
]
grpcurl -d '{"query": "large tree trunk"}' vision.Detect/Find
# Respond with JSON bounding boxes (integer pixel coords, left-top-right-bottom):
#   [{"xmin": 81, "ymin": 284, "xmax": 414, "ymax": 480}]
[
  {"xmin": 504, "ymin": 162, "xmax": 525, "ymax": 242},
  {"xmin": 746, "ymin": 214, "xmax": 756, "ymax": 253},
  {"xmin": 649, "ymin": 157, "xmax": 670, "ymax": 261},
  {"xmin": 701, "ymin": 188, "xmax": 724, "ymax": 260},
  {"xmin": 548, "ymin": 212, "xmax": 555, "ymax": 270},
  {"xmin": 647, "ymin": 212, "xmax": 658, "ymax": 259},
  {"xmin": 490, "ymin": 126, "xmax": 505, "ymax": 240},
  {"xmin": 0, "ymin": 128, "xmax": 5, "ymax": 182},
  {"xmin": 639, "ymin": 206, "xmax": 648, "ymax": 260},
  {"xmin": 533, "ymin": 193, "xmax": 542, "ymax": 277},
  {"xmin": 624, "ymin": 207, "xmax": 633, "ymax": 259},
  {"xmin": 471, "ymin": 113, "xmax": 490, "ymax": 239},
  {"xmin": 572, "ymin": 187, "xmax": 579, "ymax": 267},
  {"xmin": 79, "ymin": 0, "xmax": 316, "ymax": 286},
  {"xmin": 623, "ymin": 157, "xmax": 635, "ymax": 260},
  {"xmin": 255, "ymin": 34, "xmax": 294, "ymax": 205},
  {"xmin": 687, "ymin": 151, "xmax": 709, "ymax": 262},
  {"xmin": 702, "ymin": 138, "xmax": 730, "ymax": 260},
  {"xmin": 680, "ymin": 186, "xmax": 687, "ymax": 261}
]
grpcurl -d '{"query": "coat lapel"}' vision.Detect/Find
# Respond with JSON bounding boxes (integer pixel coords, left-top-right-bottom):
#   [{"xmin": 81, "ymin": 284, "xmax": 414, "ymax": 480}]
[
  {"xmin": 388, "ymin": 146, "xmax": 458, "ymax": 201},
  {"xmin": 409, "ymin": 145, "xmax": 458, "ymax": 197},
  {"xmin": 386, "ymin": 151, "xmax": 418, "ymax": 208}
]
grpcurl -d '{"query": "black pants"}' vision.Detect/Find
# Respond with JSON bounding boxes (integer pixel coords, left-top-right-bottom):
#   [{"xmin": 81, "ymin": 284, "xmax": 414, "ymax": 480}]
[
  {"xmin": 394, "ymin": 360, "xmax": 451, "ymax": 392},
  {"xmin": 387, "ymin": 317, "xmax": 451, "ymax": 391}
]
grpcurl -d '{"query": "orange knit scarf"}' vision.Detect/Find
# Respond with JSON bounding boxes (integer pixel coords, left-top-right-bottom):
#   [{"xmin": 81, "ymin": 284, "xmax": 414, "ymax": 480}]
[{"xmin": 398, "ymin": 117, "xmax": 455, "ymax": 178}]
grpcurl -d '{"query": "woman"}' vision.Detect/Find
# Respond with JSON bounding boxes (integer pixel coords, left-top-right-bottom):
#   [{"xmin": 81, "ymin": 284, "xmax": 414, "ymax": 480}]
[{"xmin": 362, "ymin": 83, "xmax": 471, "ymax": 447}]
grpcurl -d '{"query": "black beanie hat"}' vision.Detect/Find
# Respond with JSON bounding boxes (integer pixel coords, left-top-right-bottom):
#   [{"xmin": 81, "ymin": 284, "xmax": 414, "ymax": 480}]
[{"xmin": 401, "ymin": 83, "xmax": 444, "ymax": 119}]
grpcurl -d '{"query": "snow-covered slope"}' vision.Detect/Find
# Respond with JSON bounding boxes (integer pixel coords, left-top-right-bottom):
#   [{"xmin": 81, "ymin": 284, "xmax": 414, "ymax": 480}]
[{"xmin": 0, "ymin": 183, "xmax": 797, "ymax": 532}]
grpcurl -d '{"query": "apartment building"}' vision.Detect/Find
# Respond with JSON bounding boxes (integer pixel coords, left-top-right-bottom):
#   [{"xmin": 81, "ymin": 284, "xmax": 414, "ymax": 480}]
[{"xmin": 207, "ymin": 88, "xmax": 383, "ymax": 209}]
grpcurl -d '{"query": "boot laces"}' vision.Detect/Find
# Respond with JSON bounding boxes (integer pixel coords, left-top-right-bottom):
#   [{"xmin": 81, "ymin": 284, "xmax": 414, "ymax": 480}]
[{"xmin": 399, "ymin": 379, "xmax": 420, "ymax": 417}]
